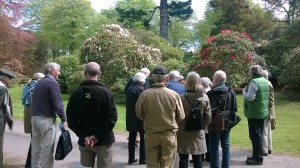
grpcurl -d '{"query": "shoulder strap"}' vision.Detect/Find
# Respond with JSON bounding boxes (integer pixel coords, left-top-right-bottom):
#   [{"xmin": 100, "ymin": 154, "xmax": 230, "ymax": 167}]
[{"xmin": 184, "ymin": 94, "xmax": 200, "ymax": 107}]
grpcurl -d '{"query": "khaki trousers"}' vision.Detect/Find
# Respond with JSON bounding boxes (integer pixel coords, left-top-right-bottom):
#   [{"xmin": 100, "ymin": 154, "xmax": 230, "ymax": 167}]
[
  {"xmin": 145, "ymin": 132, "xmax": 177, "ymax": 168},
  {"xmin": 31, "ymin": 116, "xmax": 56, "ymax": 168},
  {"xmin": 79, "ymin": 144, "xmax": 113, "ymax": 168},
  {"xmin": 262, "ymin": 116, "xmax": 272, "ymax": 154}
]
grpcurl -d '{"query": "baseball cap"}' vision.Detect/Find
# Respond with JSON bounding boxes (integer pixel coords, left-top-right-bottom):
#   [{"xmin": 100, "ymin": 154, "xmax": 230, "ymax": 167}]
[
  {"xmin": 152, "ymin": 65, "xmax": 168, "ymax": 75},
  {"xmin": 0, "ymin": 68, "xmax": 15, "ymax": 79}
]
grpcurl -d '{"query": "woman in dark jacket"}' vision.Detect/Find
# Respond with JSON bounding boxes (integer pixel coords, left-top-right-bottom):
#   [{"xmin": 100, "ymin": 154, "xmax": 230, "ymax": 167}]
[{"xmin": 125, "ymin": 72, "xmax": 147, "ymax": 165}]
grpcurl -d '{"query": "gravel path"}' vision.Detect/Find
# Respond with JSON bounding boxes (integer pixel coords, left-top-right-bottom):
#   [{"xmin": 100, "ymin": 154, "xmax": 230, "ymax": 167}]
[{"xmin": 3, "ymin": 120, "xmax": 300, "ymax": 168}]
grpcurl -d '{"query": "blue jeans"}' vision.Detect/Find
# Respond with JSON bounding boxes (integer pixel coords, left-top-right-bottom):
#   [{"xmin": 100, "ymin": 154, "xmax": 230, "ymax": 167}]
[{"xmin": 209, "ymin": 131, "xmax": 230, "ymax": 168}]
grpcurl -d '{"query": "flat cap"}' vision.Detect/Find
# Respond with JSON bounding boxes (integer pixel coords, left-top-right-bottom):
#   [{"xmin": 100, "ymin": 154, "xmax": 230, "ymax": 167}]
[
  {"xmin": 0, "ymin": 68, "xmax": 15, "ymax": 78},
  {"xmin": 152, "ymin": 65, "xmax": 168, "ymax": 75}
]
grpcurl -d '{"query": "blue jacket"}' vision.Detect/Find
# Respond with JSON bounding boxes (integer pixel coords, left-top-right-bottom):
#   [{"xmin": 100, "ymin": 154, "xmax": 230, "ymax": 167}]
[
  {"xmin": 21, "ymin": 80, "xmax": 37, "ymax": 107},
  {"xmin": 166, "ymin": 80, "xmax": 185, "ymax": 94}
]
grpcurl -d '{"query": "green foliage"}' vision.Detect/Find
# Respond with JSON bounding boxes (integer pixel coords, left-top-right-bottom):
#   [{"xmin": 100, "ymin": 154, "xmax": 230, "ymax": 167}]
[
  {"xmin": 278, "ymin": 51, "xmax": 300, "ymax": 87},
  {"xmin": 168, "ymin": 0, "xmax": 193, "ymax": 21},
  {"xmin": 161, "ymin": 59, "xmax": 188, "ymax": 75},
  {"xmin": 54, "ymin": 55, "xmax": 82, "ymax": 93},
  {"xmin": 39, "ymin": 0, "xmax": 96, "ymax": 54},
  {"xmin": 115, "ymin": 0, "xmax": 156, "ymax": 29},
  {"xmin": 80, "ymin": 24, "xmax": 162, "ymax": 88},
  {"xmin": 168, "ymin": 17, "xmax": 193, "ymax": 49},
  {"xmin": 130, "ymin": 29, "xmax": 184, "ymax": 61},
  {"xmin": 191, "ymin": 30, "xmax": 255, "ymax": 87}
]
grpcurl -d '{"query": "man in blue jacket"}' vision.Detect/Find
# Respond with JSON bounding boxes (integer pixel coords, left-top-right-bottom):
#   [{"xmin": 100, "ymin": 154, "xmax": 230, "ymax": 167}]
[{"xmin": 31, "ymin": 62, "xmax": 68, "ymax": 168}]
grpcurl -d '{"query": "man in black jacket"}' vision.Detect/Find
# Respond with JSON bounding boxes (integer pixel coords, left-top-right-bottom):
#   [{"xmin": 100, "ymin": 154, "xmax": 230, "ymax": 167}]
[
  {"xmin": 207, "ymin": 70, "xmax": 237, "ymax": 168},
  {"xmin": 67, "ymin": 62, "xmax": 118, "ymax": 168}
]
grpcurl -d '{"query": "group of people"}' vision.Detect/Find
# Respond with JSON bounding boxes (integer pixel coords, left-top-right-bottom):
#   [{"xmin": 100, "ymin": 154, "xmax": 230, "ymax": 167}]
[
  {"xmin": 125, "ymin": 64, "xmax": 275, "ymax": 168},
  {"xmin": 0, "ymin": 62, "xmax": 275, "ymax": 168}
]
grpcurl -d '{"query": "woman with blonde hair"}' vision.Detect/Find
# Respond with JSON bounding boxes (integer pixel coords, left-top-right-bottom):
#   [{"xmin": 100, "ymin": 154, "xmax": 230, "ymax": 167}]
[{"xmin": 177, "ymin": 71, "xmax": 212, "ymax": 168}]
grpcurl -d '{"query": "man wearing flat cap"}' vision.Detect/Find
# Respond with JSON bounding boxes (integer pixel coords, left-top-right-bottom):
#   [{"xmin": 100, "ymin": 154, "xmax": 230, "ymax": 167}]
[
  {"xmin": 136, "ymin": 65, "xmax": 185, "ymax": 168},
  {"xmin": 0, "ymin": 68, "xmax": 15, "ymax": 167}
]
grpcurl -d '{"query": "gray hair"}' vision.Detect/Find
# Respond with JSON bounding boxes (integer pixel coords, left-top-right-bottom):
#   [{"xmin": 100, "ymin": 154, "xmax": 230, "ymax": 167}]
[
  {"xmin": 44, "ymin": 62, "xmax": 60, "ymax": 75},
  {"xmin": 168, "ymin": 70, "xmax": 180, "ymax": 80},
  {"xmin": 262, "ymin": 70, "xmax": 269, "ymax": 79},
  {"xmin": 214, "ymin": 70, "xmax": 227, "ymax": 84},
  {"xmin": 249, "ymin": 64, "xmax": 263, "ymax": 76},
  {"xmin": 152, "ymin": 74, "xmax": 167, "ymax": 83},
  {"xmin": 84, "ymin": 62, "xmax": 100, "ymax": 77},
  {"xmin": 200, "ymin": 77, "xmax": 212, "ymax": 88},
  {"xmin": 133, "ymin": 72, "xmax": 146, "ymax": 83},
  {"xmin": 140, "ymin": 68, "xmax": 150, "ymax": 77},
  {"xmin": 184, "ymin": 71, "xmax": 202, "ymax": 91},
  {"xmin": 32, "ymin": 72, "xmax": 45, "ymax": 81}
]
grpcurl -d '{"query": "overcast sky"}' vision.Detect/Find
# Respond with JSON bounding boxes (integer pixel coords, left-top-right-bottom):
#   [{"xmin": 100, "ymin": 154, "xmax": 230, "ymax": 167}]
[{"xmin": 89, "ymin": 0, "xmax": 209, "ymax": 20}]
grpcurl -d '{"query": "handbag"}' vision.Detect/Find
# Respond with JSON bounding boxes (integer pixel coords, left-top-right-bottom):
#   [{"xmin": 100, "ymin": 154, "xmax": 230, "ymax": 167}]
[
  {"xmin": 55, "ymin": 127, "xmax": 73, "ymax": 160},
  {"xmin": 228, "ymin": 113, "xmax": 241, "ymax": 130},
  {"xmin": 208, "ymin": 110, "xmax": 225, "ymax": 132}
]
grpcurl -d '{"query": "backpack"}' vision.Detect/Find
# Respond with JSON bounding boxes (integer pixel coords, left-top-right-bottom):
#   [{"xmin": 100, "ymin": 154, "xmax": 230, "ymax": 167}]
[{"xmin": 184, "ymin": 95, "xmax": 205, "ymax": 131}]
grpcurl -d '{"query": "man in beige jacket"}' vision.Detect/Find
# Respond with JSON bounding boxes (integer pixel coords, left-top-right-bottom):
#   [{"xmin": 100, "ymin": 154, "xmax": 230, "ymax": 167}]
[
  {"xmin": 136, "ymin": 65, "xmax": 185, "ymax": 168},
  {"xmin": 261, "ymin": 70, "xmax": 275, "ymax": 156}
]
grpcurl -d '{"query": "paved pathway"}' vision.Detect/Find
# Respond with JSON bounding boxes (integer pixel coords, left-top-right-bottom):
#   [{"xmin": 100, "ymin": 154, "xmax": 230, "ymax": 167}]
[{"xmin": 3, "ymin": 120, "xmax": 300, "ymax": 168}]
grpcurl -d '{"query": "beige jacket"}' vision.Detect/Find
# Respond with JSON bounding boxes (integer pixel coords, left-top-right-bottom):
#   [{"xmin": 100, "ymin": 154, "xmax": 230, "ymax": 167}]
[
  {"xmin": 268, "ymin": 81, "xmax": 275, "ymax": 119},
  {"xmin": 135, "ymin": 84, "xmax": 185, "ymax": 133}
]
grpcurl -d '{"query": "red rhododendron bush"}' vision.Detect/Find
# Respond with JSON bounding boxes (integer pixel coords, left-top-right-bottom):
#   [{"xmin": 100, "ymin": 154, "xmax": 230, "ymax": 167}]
[{"xmin": 191, "ymin": 30, "xmax": 255, "ymax": 87}]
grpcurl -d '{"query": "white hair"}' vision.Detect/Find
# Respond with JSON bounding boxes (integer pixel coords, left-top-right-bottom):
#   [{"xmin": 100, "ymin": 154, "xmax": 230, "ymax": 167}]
[
  {"xmin": 44, "ymin": 62, "xmax": 60, "ymax": 75},
  {"xmin": 201, "ymin": 77, "xmax": 212, "ymax": 88},
  {"xmin": 32, "ymin": 72, "xmax": 45, "ymax": 81},
  {"xmin": 262, "ymin": 70, "xmax": 269, "ymax": 79},
  {"xmin": 133, "ymin": 72, "xmax": 146, "ymax": 83},
  {"xmin": 140, "ymin": 68, "xmax": 150, "ymax": 77},
  {"xmin": 214, "ymin": 70, "xmax": 227, "ymax": 83},
  {"xmin": 168, "ymin": 70, "xmax": 180, "ymax": 80}
]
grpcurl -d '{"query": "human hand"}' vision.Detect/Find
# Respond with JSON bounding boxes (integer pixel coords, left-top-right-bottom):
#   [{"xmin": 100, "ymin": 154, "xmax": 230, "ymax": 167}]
[
  {"xmin": 271, "ymin": 119, "xmax": 276, "ymax": 130},
  {"xmin": 7, "ymin": 119, "xmax": 13, "ymax": 130},
  {"xmin": 84, "ymin": 135, "xmax": 98, "ymax": 147},
  {"xmin": 62, "ymin": 122, "xmax": 69, "ymax": 130}
]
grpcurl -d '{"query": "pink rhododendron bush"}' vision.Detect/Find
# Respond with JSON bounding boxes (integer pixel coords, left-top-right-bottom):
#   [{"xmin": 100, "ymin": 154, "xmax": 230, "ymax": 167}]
[{"xmin": 191, "ymin": 30, "xmax": 255, "ymax": 87}]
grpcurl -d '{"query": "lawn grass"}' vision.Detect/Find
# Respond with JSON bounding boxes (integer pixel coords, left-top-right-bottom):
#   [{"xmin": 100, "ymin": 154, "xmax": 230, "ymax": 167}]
[{"xmin": 8, "ymin": 85, "xmax": 300, "ymax": 156}]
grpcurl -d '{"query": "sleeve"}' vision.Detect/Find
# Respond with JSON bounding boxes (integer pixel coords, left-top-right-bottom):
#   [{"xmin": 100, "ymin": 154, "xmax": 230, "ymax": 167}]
[
  {"xmin": 175, "ymin": 94, "xmax": 185, "ymax": 123},
  {"xmin": 269, "ymin": 84, "xmax": 275, "ymax": 119},
  {"xmin": 135, "ymin": 93, "xmax": 145, "ymax": 120},
  {"xmin": 94, "ymin": 91, "xmax": 118, "ymax": 141},
  {"xmin": 4, "ymin": 91, "xmax": 13, "ymax": 121},
  {"xmin": 66, "ymin": 93, "xmax": 86, "ymax": 138},
  {"xmin": 50, "ymin": 82, "xmax": 66, "ymax": 122},
  {"xmin": 203, "ymin": 98, "xmax": 212, "ymax": 125},
  {"xmin": 243, "ymin": 81, "xmax": 258, "ymax": 101},
  {"xmin": 124, "ymin": 78, "xmax": 133, "ymax": 93}
]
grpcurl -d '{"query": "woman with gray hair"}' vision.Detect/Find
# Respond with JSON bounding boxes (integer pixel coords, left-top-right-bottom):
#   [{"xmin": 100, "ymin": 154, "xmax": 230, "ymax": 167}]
[
  {"xmin": 125, "ymin": 72, "xmax": 147, "ymax": 165},
  {"xmin": 177, "ymin": 71, "xmax": 212, "ymax": 168},
  {"xmin": 21, "ymin": 72, "xmax": 45, "ymax": 168}
]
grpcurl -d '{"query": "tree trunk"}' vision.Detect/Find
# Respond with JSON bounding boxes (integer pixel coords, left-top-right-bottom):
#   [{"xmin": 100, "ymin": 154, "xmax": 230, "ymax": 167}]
[{"xmin": 159, "ymin": 0, "xmax": 168, "ymax": 40}]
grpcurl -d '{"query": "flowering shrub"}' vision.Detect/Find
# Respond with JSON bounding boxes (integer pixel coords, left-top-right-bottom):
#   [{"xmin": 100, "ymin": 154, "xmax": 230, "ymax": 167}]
[
  {"xmin": 80, "ymin": 24, "xmax": 162, "ymax": 88},
  {"xmin": 191, "ymin": 29, "xmax": 255, "ymax": 87}
]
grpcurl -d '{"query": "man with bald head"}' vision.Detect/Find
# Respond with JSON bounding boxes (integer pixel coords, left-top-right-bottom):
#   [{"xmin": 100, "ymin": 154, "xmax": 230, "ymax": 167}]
[{"xmin": 67, "ymin": 62, "xmax": 118, "ymax": 168}]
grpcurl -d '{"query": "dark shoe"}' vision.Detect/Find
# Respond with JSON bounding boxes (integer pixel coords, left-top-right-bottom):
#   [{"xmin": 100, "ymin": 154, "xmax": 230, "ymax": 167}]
[
  {"xmin": 268, "ymin": 150, "xmax": 272, "ymax": 154},
  {"xmin": 205, "ymin": 157, "xmax": 210, "ymax": 162},
  {"xmin": 190, "ymin": 159, "xmax": 194, "ymax": 163},
  {"xmin": 246, "ymin": 159, "xmax": 263, "ymax": 165},
  {"xmin": 263, "ymin": 153, "xmax": 268, "ymax": 156},
  {"xmin": 139, "ymin": 160, "xmax": 146, "ymax": 165},
  {"xmin": 128, "ymin": 158, "xmax": 138, "ymax": 165},
  {"xmin": 135, "ymin": 143, "xmax": 138, "ymax": 148},
  {"xmin": 247, "ymin": 156, "xmax": 254, "ymax": 160}
]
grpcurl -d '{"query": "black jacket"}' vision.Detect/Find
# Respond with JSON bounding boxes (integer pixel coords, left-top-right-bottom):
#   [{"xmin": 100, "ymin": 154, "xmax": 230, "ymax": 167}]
[
  {"xmin": 67, "ymin": 80, "xmax": 118, "ymax": 146},
  {"xmin": 125, "ymin": 82, "xmax": 144, "ymax": 132},
  {"xmin": 124, "ymin": 77, "xmax": 150, "ymax": 93},
  {"xmin": 207, "ymin": 84, "xmax": 237, "ymax": 130}
]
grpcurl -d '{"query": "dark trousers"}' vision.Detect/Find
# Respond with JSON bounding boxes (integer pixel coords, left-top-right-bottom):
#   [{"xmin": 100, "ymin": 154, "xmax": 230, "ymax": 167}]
[
  {"xmin": 205, "ymin": 133, "xmax": 210, "ymax": 160},
  {"xmin": 248, "ymin": 119, "xmax": 264, "ymax": 162},
  {"xmin": 25, "ymin": 134, "xmax": 32, "ymax": 168},
  {"xmin": 128, "ymin": 131, "xmax": 145, "ymax": 162},
  {"xmin": 179, "ymin": 153, "xmax": 203, "ymax": 168}
]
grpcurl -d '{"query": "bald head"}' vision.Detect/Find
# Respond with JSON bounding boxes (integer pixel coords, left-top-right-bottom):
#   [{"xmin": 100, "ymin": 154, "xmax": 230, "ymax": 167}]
[
  {"xmin": 212, "ymin": 70, "xmax": 227, "ymax": 86},
  {"xmin": 84, "ymin": 62, "xmax": 101, "ymax": 80}
]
